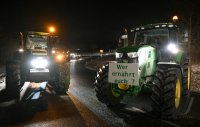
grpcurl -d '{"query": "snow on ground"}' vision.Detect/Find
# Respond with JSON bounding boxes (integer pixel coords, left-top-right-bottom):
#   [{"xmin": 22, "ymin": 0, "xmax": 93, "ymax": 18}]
[{"xmin": 191, "ymin": 64, "xmax": 200, "ymax": 92}]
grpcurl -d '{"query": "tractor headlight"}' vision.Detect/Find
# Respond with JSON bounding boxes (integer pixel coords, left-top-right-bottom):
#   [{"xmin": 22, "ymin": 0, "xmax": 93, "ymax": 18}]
[
  {"xmin": 116, "ymin": 52, "xmax": 123, "ymax": 58},
  {"xmin": 167, "ymin": 43, "xmax": 179, "ymax": 54},
  {"xmin": 56, "ymin": 53, "xmax": 64, "ymax": 61},
  {"xmin": 52, "ymin": 50, "xmax": 56, "ymax": 54},
  {"xmin": 31, "ymin": 57, "xmax": 48, "ymax": 68},
  {"xmin": 127, "ymin": 52, "xmax": 138, "ymax": 58},
  {"xmin": 70, "ymin": 53, "xmax": 76, "ymax": 58},
  {"xmin": 18, "ymin": 48, "xmax": 24, "ymax": 53}
]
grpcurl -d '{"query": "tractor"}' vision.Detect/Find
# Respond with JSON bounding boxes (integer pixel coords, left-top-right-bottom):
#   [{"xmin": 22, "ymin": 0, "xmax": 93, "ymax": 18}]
[
  {"xmin": 94, "ymin": 23, "xmax": 192, "ymax": 119},
  {"xmin": 0, "ymin": 31, "xmax": 70, "ymax": 109}
]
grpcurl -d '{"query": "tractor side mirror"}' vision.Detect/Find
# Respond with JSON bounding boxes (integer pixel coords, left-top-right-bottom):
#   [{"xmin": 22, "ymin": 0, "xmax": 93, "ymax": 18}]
[{"xmin": 182, "ymin": 31, "xmax": 189, "ymax": 43}]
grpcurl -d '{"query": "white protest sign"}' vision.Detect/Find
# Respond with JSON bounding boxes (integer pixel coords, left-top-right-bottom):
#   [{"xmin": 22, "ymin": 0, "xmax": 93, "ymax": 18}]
[{"xmin": 108, "ymin": 62, "xmax": 139, "ymax": 86}]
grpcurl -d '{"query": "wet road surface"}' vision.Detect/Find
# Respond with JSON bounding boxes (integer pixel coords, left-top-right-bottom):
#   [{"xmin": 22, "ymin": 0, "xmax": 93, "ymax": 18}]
[{"xmin": 0, "ymin": 93, "xmax": 108, "ymax": 127}]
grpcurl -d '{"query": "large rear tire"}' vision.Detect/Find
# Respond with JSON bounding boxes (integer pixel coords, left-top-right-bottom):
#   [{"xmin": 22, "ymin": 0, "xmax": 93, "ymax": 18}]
[
  {"xmin": 0, "ymin": 61, "xmax": 20, "ymax": 102},
  {"xmin": 94, "ymin": 64, "xmax": 123, "ymax": 106},
  {"xmin": 181, "ymin": 56, "xmax": 190, "ymax": 97}
]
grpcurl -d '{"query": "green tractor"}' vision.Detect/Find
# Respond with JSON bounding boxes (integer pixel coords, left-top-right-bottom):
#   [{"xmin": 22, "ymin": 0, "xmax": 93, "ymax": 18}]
[
  {"xmin": 0, "ymin": 31, "xmax": 70, "ymax": 109},
  {"xmin": 94, "ymin": 23, "xmax": 191, "ymax": 119}
]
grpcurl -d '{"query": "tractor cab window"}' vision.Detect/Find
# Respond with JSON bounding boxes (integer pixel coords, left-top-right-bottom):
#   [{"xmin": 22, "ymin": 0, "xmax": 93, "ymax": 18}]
[
  {"xmin": 26, "ymin": 35, "xmax": 48, "ymax": 50},
  {"xmin": 134, "ymin": 29, "xmax": 169, "ymax": 47}
]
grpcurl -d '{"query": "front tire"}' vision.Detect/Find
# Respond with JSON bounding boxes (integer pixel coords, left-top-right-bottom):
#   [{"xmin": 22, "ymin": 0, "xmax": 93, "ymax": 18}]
[
  {"xmin": 162, "ymin": 67, "xmax": 183, "ymax": 119},
  {"xmin": 51, "ymin": 63, "xmax": 70, "ymax": 95},
  {"xmin": 151, "ymin": 66, "xmax": 185, "ymax": 119},
  {"xmin": 94, "ymin": 64, "xmax": 123, "ymax": 106}
]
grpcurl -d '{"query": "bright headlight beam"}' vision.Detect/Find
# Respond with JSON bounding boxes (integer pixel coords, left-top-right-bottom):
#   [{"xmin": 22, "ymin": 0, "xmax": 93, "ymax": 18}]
[
  {"xmin": 19, "ymin": 48, "xmax": 24, "ymax": 52},
  {"xmin": 52, "ymin": 50, "xmax": 56, "ymax": 54},
  {"xmin": 127, "ymin": 52, "xmax": 138, "ymax": 58},
  {"xmin": 56, "ymin": 54, "xmax": 64, "ymax": 61},
  {"xmin": 167, "ymin": 43, "xmax": 179, "ymax": 54},
  {"xmin": 116, "ymin": 52, "xmax": 123, "ymax": 58},
  {"xmin": 31, "ymin": 57, "xmax": 48, "ymax": 68}
]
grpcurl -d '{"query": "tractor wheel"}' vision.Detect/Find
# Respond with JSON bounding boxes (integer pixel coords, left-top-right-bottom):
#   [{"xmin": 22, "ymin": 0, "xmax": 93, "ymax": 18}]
[
  {"xmin": 181, "ymin": 56, "xmax": 190, "ymax": 97},
  {"xmin": 152, "ymin": 66, "xmax": 185, "ymax": 119},
  {"xmin": 162, "ymin": 67, "xmax": 184, "ymax": 119},
  {"xmin": 54, "ymin": 63, "xmax": 70, "ymax": 95},
  {"xmin": 151, "ymin": 65, "xmax": 165, "ymax": 117},
  {"xmin": 4, "ymin": 61, "xmax": 20, "ymax": 101},
  {"xmin": 94, "ymin": 64, "xmax": 123, "ymax": 106}
]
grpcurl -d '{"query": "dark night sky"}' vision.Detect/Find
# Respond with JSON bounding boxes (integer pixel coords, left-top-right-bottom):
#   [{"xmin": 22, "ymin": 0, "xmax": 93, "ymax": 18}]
[{"xmin": 0, "ymin": 0, "xmax": 198, "ymax": 49}]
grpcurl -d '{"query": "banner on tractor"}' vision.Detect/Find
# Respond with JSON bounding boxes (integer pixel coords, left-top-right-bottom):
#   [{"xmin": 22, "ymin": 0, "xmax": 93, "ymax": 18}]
[{"xmin": 108, "ymin": 63, "xmax": 139, "ymax": 86}]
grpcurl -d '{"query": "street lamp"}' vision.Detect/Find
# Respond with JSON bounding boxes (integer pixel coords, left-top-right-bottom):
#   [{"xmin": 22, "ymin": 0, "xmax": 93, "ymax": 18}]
[
  {"xmin": 172, "ymin": 15, "xmax": 178, "ymax": 23},
  {"xmin": 48, "ymin": 26, "xmax": 55, "ymax": 33}
]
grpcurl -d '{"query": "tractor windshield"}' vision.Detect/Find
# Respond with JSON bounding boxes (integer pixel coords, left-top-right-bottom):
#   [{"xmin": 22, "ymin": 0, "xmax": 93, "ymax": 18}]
[
  {"xmin": 134, "ymin": 28, "xmax": 169, "ymax": 46},
  {"xmin": 26, "ymin": 35, "xmax": 48, "ymax": 50}
]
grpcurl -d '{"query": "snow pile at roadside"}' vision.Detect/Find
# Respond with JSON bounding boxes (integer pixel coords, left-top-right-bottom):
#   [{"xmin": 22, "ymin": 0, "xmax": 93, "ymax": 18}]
[{"xmin": 191, "ymin": 64, "xmax": 200, "ymax": 92}]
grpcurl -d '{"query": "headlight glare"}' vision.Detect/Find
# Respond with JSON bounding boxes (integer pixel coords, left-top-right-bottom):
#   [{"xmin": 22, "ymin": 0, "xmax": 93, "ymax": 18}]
[
  {"xmin": 167, "ymin": 43, "xmax": 179, "ymax": 54},
  {"xmin": 52, "ymin": 50, "xmax": 56, "ymax": 54},
  {"xmin": 127, "ymin": 52, "xmax": 138, "ymax": 58},
  {"xmin": 56, "ymin": 54, "xmax": 64, "ymax": 61},
  {"xmin": 116, "ymin": 52, "xmax": 123, "ymax": 58},
  {"xmin": 31, "ymin": 57, "xmax": 48, "ymax": 68}
]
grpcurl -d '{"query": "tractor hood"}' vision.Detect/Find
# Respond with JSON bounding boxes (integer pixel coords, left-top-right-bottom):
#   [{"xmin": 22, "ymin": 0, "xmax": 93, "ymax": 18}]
[{"xmin": 116, "ymin": 44, "xmax": 147, "ymax": 53}]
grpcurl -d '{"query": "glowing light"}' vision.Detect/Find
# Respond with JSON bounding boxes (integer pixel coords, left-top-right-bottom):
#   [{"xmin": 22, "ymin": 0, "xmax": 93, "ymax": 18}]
[
  {"xmin": 167, "ymin": 43, "xmax": 179, "ymax": 54},
  {"xmin": 49, "ymin": 26, "xmax": 55, "ymax": 33},
  {"xmin": 172, "ymin": 16, "xmax": 178, "ymax": 21},
  {"xmin": 31, "ymin": 57, "xmax": 48, "ymax": 68},
  {"xmin": 100, "ymin": 49, "xmax": 104, "ymax": 54},
  {"xmin": 56, "ymin": 54, "xmax": 64, "ymax": 61},
  {"xmin": 52, "ymin": 50, "xmax": 56, "ymax": 54},
  {"xmin": 19, "ymin": 48, "xmax": 24, "ymax": 52}
]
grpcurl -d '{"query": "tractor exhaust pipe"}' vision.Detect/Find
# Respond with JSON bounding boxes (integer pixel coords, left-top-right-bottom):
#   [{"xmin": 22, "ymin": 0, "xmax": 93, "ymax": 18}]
[{"xmin": 19, "ymin": 32, "xmax": 24, "ymax": 50}]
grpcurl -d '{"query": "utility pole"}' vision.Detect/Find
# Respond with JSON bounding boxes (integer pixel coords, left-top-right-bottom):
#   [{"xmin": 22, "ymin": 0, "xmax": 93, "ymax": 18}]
[{"xmin": 189, "ymin": 13, "xmax": 192, "ymax": 60}]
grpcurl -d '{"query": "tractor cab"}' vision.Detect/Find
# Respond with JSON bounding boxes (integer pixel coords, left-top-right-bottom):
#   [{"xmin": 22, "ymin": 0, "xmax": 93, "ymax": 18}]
[
  {"xmin": 120, "ymin": 23, "xmax": 187, "ymax": 47},
  {"xmin": 25, "ymin": 32, "xmax": 49, "ymax": 56}
]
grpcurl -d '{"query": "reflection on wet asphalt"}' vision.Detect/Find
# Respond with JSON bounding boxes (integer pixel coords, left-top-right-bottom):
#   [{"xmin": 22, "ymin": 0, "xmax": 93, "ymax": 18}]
[{"xmin": 0, "ymin": 94, "xmax": 87, "ymax": 127}]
